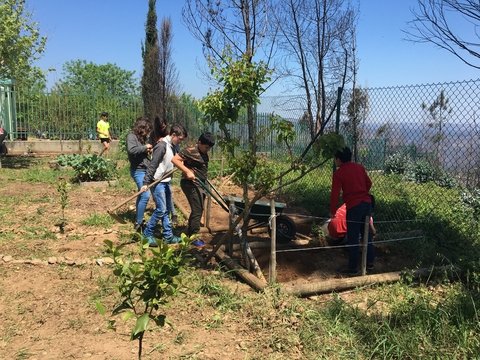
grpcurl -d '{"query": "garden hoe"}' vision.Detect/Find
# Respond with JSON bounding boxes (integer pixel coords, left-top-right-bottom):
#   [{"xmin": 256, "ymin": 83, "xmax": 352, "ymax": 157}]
[{"xmin": 107, "ymin": 168, "xmax": 177, "ymax": 224}]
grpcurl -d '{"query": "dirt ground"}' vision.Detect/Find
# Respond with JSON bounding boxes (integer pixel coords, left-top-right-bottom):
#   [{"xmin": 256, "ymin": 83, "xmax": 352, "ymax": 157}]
[{"xmin": 0, "ymin": 160, "xmax": 414, "ymax": 359}]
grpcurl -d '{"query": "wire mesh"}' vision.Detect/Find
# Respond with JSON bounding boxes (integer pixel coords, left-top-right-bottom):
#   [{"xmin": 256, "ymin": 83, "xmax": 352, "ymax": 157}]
[{"xmin": 2, "ymin": 80, "xmax": 480, "ymax": 255}]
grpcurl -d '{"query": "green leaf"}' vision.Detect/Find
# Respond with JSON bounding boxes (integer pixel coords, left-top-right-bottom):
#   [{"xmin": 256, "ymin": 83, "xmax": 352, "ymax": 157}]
[
  {"xmin": 122, "ymin": 311, "xmax": 136, "ymax": 322},
  {"xmin": 95, "ymin": 300, "xmax": 105, "ymax": 316},
  {"xmin": 132, "ymin": 313, "xmax": 150, "ymax": 337}
]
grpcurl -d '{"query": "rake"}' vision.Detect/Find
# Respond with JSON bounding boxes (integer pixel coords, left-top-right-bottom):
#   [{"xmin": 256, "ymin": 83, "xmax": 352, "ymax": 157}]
[{"xmin": 107, "ymin": 168, "xmax": 177, "ymax": 224}]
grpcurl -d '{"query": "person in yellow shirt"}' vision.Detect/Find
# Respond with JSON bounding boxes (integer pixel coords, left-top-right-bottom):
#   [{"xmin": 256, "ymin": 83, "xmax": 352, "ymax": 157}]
[{"xmin": 96, "ymin": 112, "xmax": 111, "ymax": 157}]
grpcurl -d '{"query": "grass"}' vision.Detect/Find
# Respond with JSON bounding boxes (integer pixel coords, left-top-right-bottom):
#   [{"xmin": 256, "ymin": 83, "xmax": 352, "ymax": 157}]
[
  {"xmin": 81, "ymin": 212, "xmax": 116, "ymax": 227},
  {"xmin": 2, "ymin": 155, "xmax": 480, "ymax": 358},
  {"xmin": 175, "ymin": 269, "xmax": 480, "ymax": 359}
]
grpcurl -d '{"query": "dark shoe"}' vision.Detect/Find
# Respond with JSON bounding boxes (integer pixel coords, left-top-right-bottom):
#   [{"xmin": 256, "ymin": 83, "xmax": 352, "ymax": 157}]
[
  {"xmin": 337, "ymin": 267, "xmax": 358, "ymax": 275},
  {"xmin": 367, "ymin": 263, "xmax": 374, "ymax": 270},
  {"xmin": 134, "ymin": 221, "xmax": 145, "ymax": 233},
  {"xmin": 171, "ymin": 214, "xmax": 178, "ymax": 224}
]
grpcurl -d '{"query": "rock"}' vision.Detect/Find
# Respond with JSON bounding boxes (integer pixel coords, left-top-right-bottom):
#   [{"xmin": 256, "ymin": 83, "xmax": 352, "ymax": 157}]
[
  {"xmin": 48, "ymin": 257, "xmax": 57, "ymax": 264},
  {"xmin": 2, "ymin": 255, "xmax": 13, "ymax": 262}
]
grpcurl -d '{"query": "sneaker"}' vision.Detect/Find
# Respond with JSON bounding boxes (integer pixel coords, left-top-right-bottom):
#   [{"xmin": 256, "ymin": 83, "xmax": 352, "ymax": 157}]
[
  {"xmin": 144, "ymin": 236, "xmax": 158, "ymax": 247},
  {"xmin": 164, "ymin": 236, "xmax": 181, "ymax": 244},
  {"xmin": 367, "ymin": 263, "xmax": 374, "ymax": 270},
  {"xmin": 337, "ymin": 267, "xmax": 358, "ymax": 275},
  {"xmin": 192, "ymin": 238, "xmax": 205, "ymax": 247},
  {"xmin": 171, "ymin": 214, "xmax": 178, "ymax": 224}
]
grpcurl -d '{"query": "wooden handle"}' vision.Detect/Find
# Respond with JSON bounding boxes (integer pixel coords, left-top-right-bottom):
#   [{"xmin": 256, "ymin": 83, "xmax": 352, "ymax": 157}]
[{"xmin": 108, "ymin": 168, "xmax": 177, "ymax": 213}]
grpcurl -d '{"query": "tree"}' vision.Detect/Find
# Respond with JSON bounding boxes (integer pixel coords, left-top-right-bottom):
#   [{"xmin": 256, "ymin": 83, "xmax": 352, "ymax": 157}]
[
  {"xmin": 141, "ymin": 0, "xmax": 162, "ymax": 134},
  {"xmin": 159, "ymin": 17, "xmax": 181, "ymax": 123},
  {"xmin": 421, "ymin": 89, "xmax": 452, "ymax": 166},
  {"xmin": 182, "ymin": 0, "xmax": 273, "ymax": 154},
  {"xmin": 56, "ymin": 60, "xmax": 138, "ymax": 96},
  {"xmin": 272, "ymin": 0, "xmax": 359, "ymax": 140},
  {"xmin": 0, "ymin": 0, "xmax": 47, "ymax": 88},
  {"xmin": 404, "ymin": 0, "xmax": 480, "ymax": 69},
  {"xmin": 345, "ymin": 87, "xmax": 369, "ymax": 161}
]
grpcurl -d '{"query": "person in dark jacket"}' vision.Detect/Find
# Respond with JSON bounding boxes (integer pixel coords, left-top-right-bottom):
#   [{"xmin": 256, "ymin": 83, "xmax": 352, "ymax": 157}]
[
  {"xmin": 171, "ymin": 132, "xmax": 215, "ymax": 248},
  {"xmin": 126, "ymin": 117, "xmax": 153, "ymax": 232}
]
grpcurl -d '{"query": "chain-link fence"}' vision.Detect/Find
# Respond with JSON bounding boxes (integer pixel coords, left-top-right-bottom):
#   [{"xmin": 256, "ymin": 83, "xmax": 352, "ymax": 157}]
[
  {"xmin": 2, "ymin": 80, "xmax": 480, "ymax": 263},
  {"xmin": 258, "ymin": 79, "xmax": 480, "ymax": 265}
]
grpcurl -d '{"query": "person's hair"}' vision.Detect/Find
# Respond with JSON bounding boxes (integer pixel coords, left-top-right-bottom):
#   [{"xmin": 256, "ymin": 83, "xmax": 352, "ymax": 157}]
[
  {"xmin": 334, "ymin": 146, "xmax": 352, "ymax": 163},
  {"xmin": 132, "ymin": 117, "xmax": 153, "ymax": 144},
  {"xmin": 198, "ymin": 132, "xmax": 215, "ymax": 147},
  {"xmin": 170, "ymin": 124, "xmax": 187, "ymax": 138},
  {"xmin": 151, "ymin": 115, "xmax": 168, "ymax": 143},
  {"xmin": 101, "ymin": 111, "xmax": 109, "ymax": 117}
]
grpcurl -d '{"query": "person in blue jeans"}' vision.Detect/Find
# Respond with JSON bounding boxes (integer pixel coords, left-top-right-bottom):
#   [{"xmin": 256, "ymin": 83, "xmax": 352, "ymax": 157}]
[
  {"xmin": 140, "ymin": 125, "xmax": 187, "ymax": 247},
  {"xmin": 126, "ymin": 118, "xmax": 153, "ymax": 232}
]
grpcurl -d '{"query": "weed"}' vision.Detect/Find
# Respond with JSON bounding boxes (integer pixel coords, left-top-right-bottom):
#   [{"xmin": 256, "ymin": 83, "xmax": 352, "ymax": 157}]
[
  {"xmin": 205, "ymin": 312, "xmax": 222, "ymax": 329},
  {"xmin": 56, "ymin": 178, "xmax": 71, "ymax": 233},
  {"xmin": 81, "ymin": 212, "xmax": 115, "ymax": 227},
  {"xmin": 91, "ymin": 274, "xmax": 115, "ymax": 300},
  {"xmin": 68, "ymin": 318, "xmax": 84, "ymax": 330},
  {"xmin": 174, "ymin": 330, "xmax": 185, "ymax": 344},
  {"xmin": 192, "ymin": 270, "xmax": 243, "ymax": 311},
  {"xmin": 14, "ymin": 347, "xmax": 29, "ymax": 360}
]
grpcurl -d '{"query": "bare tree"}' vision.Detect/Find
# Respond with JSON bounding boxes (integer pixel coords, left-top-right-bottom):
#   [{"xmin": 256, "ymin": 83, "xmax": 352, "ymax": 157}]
[
  {"xmin": 404, "ymin": 0, "xmax": 480, "ymax": 69},
  {"xmin": 272, "ymin": 0, "xmax": 359, "ymax": 140},
  {"xmin": 421, "ymin": 90, "xmax": 452, "ymax": 166},
  {"xmin": 182, "ymin": 0, "xmax": 274, "ymax": 153}
]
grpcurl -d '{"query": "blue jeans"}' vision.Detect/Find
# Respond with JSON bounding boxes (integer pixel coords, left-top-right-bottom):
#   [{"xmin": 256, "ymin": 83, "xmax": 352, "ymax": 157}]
[
  {"xmin": 346, "ymin": 201, "xmax": 375, "ymax": 270},
  {"xmin": 130, "ymin": 169, "xmax": 150, "ymax": 224},
  {"xmin": 143, "ymin": 182, "xmax": 173, "ymax": 240}
]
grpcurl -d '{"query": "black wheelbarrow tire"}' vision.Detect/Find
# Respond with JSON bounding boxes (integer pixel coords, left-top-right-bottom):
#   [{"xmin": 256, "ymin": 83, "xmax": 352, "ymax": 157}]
[{"xmin": 269, "ymin": 215, "xmax": 296, "ymax": 243}]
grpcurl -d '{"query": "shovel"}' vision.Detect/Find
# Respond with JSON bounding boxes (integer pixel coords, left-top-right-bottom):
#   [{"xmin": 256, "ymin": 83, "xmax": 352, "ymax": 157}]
[{"xmin": 107, "ymin": 168, "xmax": 177, "ymax": 224}]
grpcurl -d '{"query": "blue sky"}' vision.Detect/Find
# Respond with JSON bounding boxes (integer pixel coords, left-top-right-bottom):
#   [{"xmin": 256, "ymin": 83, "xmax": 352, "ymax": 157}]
[{"xmin": 27, "ymin": 0, "xmax": 479, "ymax": 99}]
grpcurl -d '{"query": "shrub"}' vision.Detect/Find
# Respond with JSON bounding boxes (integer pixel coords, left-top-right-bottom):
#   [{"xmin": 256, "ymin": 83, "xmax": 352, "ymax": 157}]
[
  {"xmin": 404, "ymin": 158, "xmax": 435, "ymax": 184},
  {"xmin": 384, "ymin": 153, "xmax": 412, "ymax": 175},
  {"xmin": 56, "ymin": 154, "xmax": 117, "ymax": 181}
]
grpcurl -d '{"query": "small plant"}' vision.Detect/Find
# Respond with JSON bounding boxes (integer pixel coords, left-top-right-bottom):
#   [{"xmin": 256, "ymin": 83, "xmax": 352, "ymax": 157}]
[
  {"xmin": 56, "ymin": 177, "xmax": 71, "ymax": 233},
  {"xmin": 55, "ymin": 154, "xmax": 117, "ymax": 182},
  {"xmin": 97, "ymin": 233, "xmax": 194, "ymax": 360}
]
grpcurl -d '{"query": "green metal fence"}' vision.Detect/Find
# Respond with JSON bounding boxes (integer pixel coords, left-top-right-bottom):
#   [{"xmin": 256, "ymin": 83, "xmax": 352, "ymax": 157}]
[{"xmin": 0, "ymin": 89, "xmax": 206, "ymax": 142}]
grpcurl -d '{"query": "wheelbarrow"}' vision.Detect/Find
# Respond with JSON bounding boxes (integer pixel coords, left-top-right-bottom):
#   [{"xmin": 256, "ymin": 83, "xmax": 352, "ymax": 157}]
[{"xmin": 196, "ymin": 178, "xmax": 296, "ymax": 243}]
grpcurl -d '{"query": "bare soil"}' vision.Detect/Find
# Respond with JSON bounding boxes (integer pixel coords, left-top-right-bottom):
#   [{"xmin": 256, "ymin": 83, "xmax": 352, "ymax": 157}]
[{"xmin": 0, "ymin": 158, "xmax": 414, "ymax": 359}]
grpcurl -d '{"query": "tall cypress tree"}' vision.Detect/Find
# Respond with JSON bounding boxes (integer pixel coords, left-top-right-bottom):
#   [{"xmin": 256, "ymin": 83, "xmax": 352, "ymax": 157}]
[{"xmin": 141, "ymin": 0, "xmax": 162, "ymax": 139}]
